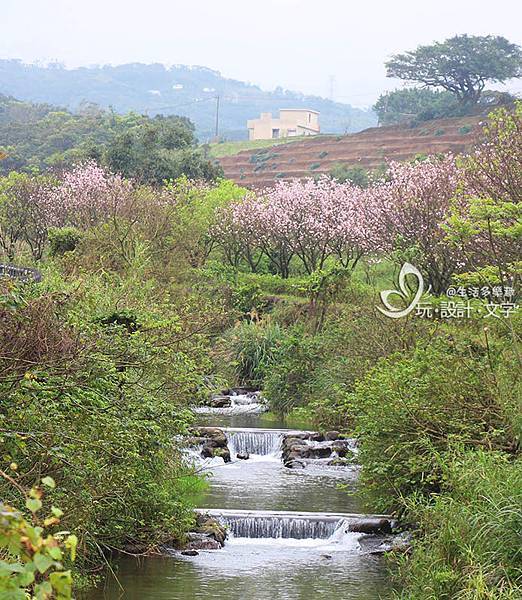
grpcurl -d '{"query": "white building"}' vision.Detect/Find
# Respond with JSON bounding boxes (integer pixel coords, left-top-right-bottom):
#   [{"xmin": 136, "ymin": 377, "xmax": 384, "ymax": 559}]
[{"xmin": 247, "ymin": 109, "xmax": 320, "ymax": 140}]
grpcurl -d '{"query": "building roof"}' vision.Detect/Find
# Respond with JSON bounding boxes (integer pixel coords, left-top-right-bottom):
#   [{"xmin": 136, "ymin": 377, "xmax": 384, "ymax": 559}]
[{"xmin": 280, "ymin": 108, "xmax": 320, "ymax": 114}]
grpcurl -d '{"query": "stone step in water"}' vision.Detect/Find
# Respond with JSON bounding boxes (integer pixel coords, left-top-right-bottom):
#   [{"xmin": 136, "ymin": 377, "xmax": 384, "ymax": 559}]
[{"xmin": 196, "ymin": 509, "xmax": 396, "ymax": 539}]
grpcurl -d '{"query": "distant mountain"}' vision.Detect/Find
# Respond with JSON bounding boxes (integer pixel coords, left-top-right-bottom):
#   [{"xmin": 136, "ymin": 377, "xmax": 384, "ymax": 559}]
[{"xmin": 0, "ymin": 60, "xmax": 377, "ymax": 141}]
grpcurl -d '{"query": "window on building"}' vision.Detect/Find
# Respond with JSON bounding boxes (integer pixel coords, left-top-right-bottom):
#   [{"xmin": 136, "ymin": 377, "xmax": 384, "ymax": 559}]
[{"xmin": 272, "ymin": 128, "xmax": 280, "ymax": 139}]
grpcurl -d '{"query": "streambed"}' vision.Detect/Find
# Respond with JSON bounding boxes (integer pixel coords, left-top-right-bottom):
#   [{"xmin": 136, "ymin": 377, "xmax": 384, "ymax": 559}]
[{"xmin": 85, "ymin": 395, "xmax": 395, "ymax": 599}]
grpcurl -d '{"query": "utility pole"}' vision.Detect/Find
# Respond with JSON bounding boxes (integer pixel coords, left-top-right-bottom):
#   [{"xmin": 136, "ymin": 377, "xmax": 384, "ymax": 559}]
[{"xmin": 215, "ymin": 95, "xmax": 220, "ymax": 140}]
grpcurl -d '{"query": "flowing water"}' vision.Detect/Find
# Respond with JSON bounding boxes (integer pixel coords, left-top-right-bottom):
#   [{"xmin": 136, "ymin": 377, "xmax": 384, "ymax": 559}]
[{"xmin": 86, "ymin": 395, "xmax": 395, "ymax": 599}]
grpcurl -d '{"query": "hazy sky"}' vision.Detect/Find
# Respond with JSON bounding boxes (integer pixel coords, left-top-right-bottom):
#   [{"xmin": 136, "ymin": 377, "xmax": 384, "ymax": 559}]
[{"xmin": 2, "ymin": 0, "xmax": 522, "ymax": 106}]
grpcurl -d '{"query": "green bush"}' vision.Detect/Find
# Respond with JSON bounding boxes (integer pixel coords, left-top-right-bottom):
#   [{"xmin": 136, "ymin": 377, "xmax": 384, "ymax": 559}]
[
  {"xmin": 329, "ymin": 163, "xmax": 369, "ymax": 187},
  {"xmin": 351, "ymin": 334, "xmax": 519, "ymax": 511},
  {"xmin": 0, "ymin": 478, "xmax": 77, "ymax": 599},
  {"xmin": 264, "ymin": 327, "xmax": 321, "ymax": 414},
  {"xmin": 0, "ymin": 277, "xmax": 208, "ymax": 569},
  {"xmin": 396, "ymin": 451, "xmax": 522, "ymax": 599},
  {"xmin": 223, "ymin": 320, "xmax": 285, "ymax": 388},
  {"xmin": 48, "ymin": 227, "xmax": 83, "ymax": 256}
]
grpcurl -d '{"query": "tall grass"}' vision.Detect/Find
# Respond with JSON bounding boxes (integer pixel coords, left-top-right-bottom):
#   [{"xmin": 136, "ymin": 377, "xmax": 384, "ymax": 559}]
[
  {"xmin": 225, "ymin": 320, "xmax": 285, "ymax": 387},
  {"xmin": 396, "ymin": 451, "xmax": 522, "ymax": 600}
]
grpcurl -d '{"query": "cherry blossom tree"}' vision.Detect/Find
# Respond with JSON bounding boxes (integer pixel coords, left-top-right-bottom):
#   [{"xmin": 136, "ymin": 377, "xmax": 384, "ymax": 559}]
[
  {"xmin": 214, "ymin": 178, "xmax": 376, "ymax": 276},
  {"xmin": 368, "ymin": 155, "xmax": 461, "ymax": 295},
  {"xmin": 46, "ymin": 160, "xmax": 134, "ymax": 229}
]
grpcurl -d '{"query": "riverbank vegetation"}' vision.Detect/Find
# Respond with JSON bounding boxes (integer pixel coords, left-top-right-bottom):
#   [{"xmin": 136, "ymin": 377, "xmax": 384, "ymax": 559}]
[
  {"xmin": 0, "ymin": 103, "xmax": 520, "ymax": 598},
  {"xmin": 211, "ymin": 104, "xmax": 521, "ymax": 599}
]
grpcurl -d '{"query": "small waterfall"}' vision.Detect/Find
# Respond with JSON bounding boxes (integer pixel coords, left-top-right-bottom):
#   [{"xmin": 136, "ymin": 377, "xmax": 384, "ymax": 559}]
[
  {"xmin": 197, "ymin": 509, "xmax": 396, "ymax": 541},
  {"xmin": 221, "ymin": 514, "xmax": 340, "ymax": 539},
  {"xmin": 193, "ymin": 392, "xmax": 267, "ymax": 415},
  {"xmin": 226, "ymin": 428, "xmax": 283, "ymax": 456}
]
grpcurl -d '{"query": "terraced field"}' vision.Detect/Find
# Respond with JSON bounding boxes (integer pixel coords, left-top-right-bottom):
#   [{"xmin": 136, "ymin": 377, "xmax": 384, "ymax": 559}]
[{"xmin": 218, "ymin": 116, "xmax": 483, "ymax": 188}]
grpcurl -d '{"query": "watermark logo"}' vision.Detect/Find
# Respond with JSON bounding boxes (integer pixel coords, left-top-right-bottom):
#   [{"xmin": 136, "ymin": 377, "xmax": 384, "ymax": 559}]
[
  {"xmin": 377, "ymin": 262, "xmax": 426, "ymax": 319},
  {"xmin": 378, "ymin": 263, "xmax": 519, "ymax": 320}
]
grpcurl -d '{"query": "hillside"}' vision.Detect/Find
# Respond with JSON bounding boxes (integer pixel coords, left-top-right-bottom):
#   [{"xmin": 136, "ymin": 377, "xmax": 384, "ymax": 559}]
[
  {"xmin": 217, "ymin": 115, "xmax": 483, "ymax": 187},
  {"xmin": 0, "ymin": 60, "xmax": 376, "ymax": 141}
]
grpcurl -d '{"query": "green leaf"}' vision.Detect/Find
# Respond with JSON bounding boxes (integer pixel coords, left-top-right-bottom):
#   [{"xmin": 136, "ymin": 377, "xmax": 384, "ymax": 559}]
[
  {"xmin": 33, "ymin": 552, "xmax": 54, "ymax": 574},
  {"xmin": 34, "ymin": 580, "xmax": 53, "ymax": 599},
  {"xmin": 49, "ymin": 570, "xmax": 73, "ymax": 598},
  {"xmin": 0, "ymin": 589, "xmax": 26, "ymax": 600},
  {"xmin": 41, "ymin": 476, "xmax": 56, "ymax": 489},
  {"xmin": 0, "ymin": 560, "xmax": 25, "ymax": 576},
  {"xmin": 25, "ymin": 498, "xmax": 42, "ymax": 513},
  {"xmin": 48, "ymin": 545, "xmax": 63, "ymax": 561},
  {"xmin": 65, "ymin": 535, "xmax": 78, "ymax": 561}
]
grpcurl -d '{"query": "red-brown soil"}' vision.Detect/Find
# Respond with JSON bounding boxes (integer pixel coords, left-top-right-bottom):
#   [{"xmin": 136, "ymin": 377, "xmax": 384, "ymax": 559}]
[{"xmin": 218, "ymin": 115, "xmax": 484, "ymax": 188}]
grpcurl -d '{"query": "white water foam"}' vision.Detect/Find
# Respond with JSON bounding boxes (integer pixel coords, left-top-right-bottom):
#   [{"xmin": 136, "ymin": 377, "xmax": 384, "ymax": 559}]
[
  {"xmin": 225, "ymin": 518, "xmax": 362, "ymax": 552},
  {"xmin": 192, "ymin": 393, "xmax": 267, "ymax": 415}
]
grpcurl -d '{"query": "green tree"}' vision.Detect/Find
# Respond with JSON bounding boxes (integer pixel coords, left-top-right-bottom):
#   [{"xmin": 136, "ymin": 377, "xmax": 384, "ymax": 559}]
[
  {"xmin": 329, "ymin": 164, "xmax": 370, "ymax": 187},
  {"xmin": 386, "ymin": 35, "xmax": 522, "ymax": 106},
  {"xmin": 373, "ymin": 88, "xmax": 458, "ymax": 125}
]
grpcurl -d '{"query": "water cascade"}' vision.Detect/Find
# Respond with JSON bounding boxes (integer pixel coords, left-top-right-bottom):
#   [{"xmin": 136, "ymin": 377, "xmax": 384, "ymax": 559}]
[
  {"xmin": 225, "ymin": 428, "xmax": 286, "ymax": 456},
  {"xmin": 196, "ymin": 509, "xmax": 395, "ymax": 540},
  {"xmin": 193, "ymin": 392, "xmax": 267, "ymax": 415}
]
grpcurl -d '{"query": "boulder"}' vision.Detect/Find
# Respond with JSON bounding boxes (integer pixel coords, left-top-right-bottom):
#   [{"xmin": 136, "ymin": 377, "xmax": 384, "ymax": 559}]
[
  {"xmin": 184, "ymin": 538, "xmax": 221, "ymax": 551},
  {"xmin": 324, "ymin": 431, "xmax": 340, "ymax": 441},
  {"xmin": 284, "ymin": 443, "xmax": 311, "ymax": 461},
  {"xmin": 209, "ymin": 395, "xmax": 231, "ymax": 408},
  {"xmin": 195, "ymin": 514, "xmax": 227, "ymax": 546},
  {"xmin": 327, "ymin": 457, "xmax": 354, "ymax": 467},
  {"xmin": 283, "ymin": 433, "xmax": 310, "ymax": 442},
  {"xmin": 309, "ymin": 446, "xmax": 332, "ymax": 459},
  {"xmin": 331, "ymin": 443, "xmax": 349, "ymax": 458},
  {"xmin": 213, "ymin": 447, "xmax": 231, "ymax": 462},
  {"xmin": 236, "ymin": 452, "xmax": 250, "ymax": 460},
  {"xmin": 359, "ymin": 532, "xmax": 412, "ymax": 555},
  {"xmin": 201, "ymin": 444, "xmax": 231, "ymax": 463},
  {"xmin": 286, "ymin": 459, "xmax": 306, "ymax": 469},
  {"xmin": 181, "ymin": 550, "xmax": 199, "ymax": 556},
  {"xmin": 349, "ymin": 518, "xmax": 393, "ymax": 535},
  {"xmin": 309, "ymin": 432, "xmax": 325, "ymax": 442},
  {"xmin": 197, "ymin": 427, "xmax": 228, "ymax": 447},
  {"xmin": 185, "ymin": 436, "xmax": 206, "ymax": 447}
]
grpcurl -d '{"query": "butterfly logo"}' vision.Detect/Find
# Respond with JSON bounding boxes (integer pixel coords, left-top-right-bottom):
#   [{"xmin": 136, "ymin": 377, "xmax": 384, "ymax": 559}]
[{"xmin": 377, "ymin": 263, "xmax": 426, "ymax": 319}]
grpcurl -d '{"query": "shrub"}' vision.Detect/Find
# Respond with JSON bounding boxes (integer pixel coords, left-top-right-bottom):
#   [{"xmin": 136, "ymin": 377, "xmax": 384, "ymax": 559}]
[
  {"xmin": 223, "ymin": 320, "xmax": 285, "ymax": 387},
  {"xmin": 0, "ymin": 278, "xmax": 209, "ymax": 569},
  {"xmin": 263, "ymin": 327, "xmax": 322, "ymax": 413},
  {"xmin": 329, "ymin": 164, "xmax": 369, "ymax": 187},
  {"xmin": 351, "ymin": 333, "xmax": 519, "ymax": 511},
  {"xmin": 48, "ymin": 227, "xmax": 83, "ymax": 256},
  {"xmin": 0, "ymin": 478, "xmax": 77, "ymax": 599},
  {"xmin": 396, "ymin": 451, "xmax": 522, "ymax": 599}
]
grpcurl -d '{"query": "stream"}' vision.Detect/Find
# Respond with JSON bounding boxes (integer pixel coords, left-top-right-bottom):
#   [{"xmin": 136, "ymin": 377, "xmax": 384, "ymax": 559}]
[{"xmin": 86, "ymin": 394, "xmax": 395, "ymax": 599}]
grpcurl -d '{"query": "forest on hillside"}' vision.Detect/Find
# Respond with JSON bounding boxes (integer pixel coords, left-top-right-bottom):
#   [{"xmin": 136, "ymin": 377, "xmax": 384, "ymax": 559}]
[
  {"xmin": 0, "ymin": 60, "xmax": 377, "ymax": 140},
  {"xmin": 0, "ymin": 93, "xmax": 222, "ymax": 181}
]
